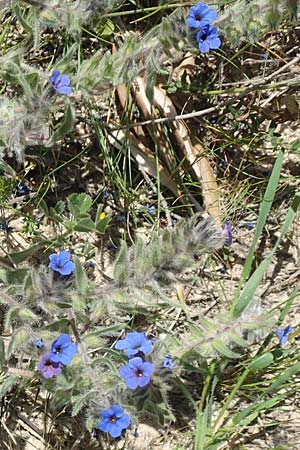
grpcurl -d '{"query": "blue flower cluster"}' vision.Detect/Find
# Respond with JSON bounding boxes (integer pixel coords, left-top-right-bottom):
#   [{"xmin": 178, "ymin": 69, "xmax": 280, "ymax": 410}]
[
  {"xmin": 37, "ymin": 333, "xmax": 77, "ymax": 378},
  {"xmin": 116, "ymin": 331, "xmax": 154, "ymax": 390},
  {"xmin": 97, "ymin": 332, "xmax": 174, "ymax": 438},
  {"xmin": 187, "ymin": 2, "xmax": 221, "ymax": 53}
]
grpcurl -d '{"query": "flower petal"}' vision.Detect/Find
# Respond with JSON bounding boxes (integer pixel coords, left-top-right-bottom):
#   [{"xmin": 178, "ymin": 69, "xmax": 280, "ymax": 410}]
[
  {"xmin": 59, "ymin": 260, "xmax": 75, "ymax": 275},
  {"xmin": 57, "ymin": 251, "xmax": 71, "ymax": 265},
  {"xmin": 56, "ymin": 85, "xmax": 72, "ymax": 95},
  {"xmin": 109, "ymin": 423, "xmax": 123, "ymax": 438},
  {"xmin": 98, "ymin": 420, "xmax": 110, "ymax": 432}
]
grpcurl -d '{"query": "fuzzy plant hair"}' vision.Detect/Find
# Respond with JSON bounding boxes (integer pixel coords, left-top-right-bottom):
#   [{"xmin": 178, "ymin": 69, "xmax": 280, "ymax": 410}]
[
  {"xmin": 0, "ymin": 0, "xmax": 297, "ymax": 162},
  {"xmin": 0, "ymin": 214, "xmax": 272, "ymax": 432}
]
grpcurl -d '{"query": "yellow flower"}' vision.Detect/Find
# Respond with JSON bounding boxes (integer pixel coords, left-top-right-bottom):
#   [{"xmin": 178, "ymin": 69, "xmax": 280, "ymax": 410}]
[{"xmin": 99, "ymin": 212, "xmax": 106, "ymax": 220}]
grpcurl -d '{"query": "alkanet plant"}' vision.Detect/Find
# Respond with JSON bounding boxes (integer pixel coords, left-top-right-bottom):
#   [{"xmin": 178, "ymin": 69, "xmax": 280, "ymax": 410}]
[
  {"xmin": 0, "ymin": 214, "xmax": 272, "ymax": 440},
  {"xmin": 0, "ymin": 0, "xmax": 298, "ymax": 446}
]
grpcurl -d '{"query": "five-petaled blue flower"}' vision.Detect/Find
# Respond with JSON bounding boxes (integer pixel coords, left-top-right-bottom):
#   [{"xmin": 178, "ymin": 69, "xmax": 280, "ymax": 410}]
[
  {"xmin": 186, "ymin": 2, "xmax": 217, "ymax": 29},
  {"xmin": 119, "ymin": 357, "xmax": 154, "ymax": 389},
  {"xmin": 163, "ymin": 355, "xmax": 174, "ymax": 370},
  {"xmin": 115, "ymin": 331, "xmax": 152, "ymax": 357},
  {"xmin": 49, "ymin": 250, "xmax": 75, "ymax": 276},
  {"xmin": 98, "ymin": 404, "xmax": 131, "ymax": 438},
  {"xmin": 196, "ymin": 24, "xmax": 221, "ymax": 53},
  {"xmin": 50, "ymin": 333, "xmax": 78, "ymax": 365},
  {"xmin": 222, "ymin": 221, "xmax": 233, "ymax": 246},
  {"xmin": 275, "ymin": 325, "xmax": 293, "ymax": 347},
  {"xmin": 37, "ymin": 353, "xmax": 62, "ymax": 378},
  {"xmin": 49, "ymin": 70, "xmax": 72, "ymax": 95}
]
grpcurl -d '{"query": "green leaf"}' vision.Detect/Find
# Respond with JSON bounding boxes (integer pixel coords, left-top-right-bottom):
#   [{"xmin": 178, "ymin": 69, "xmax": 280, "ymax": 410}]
[
  {"xmin": 195, "ymin": 406, "xmax": 209, "ymax": 450},
  {"xmin": 9, "ymin": 242, "xmax": 49, "ymax": 264},
  {"xmin": 249, "ymin": 352, "xmax": 274, "ymax": 371},
  {"xmin": 95, "ymin": 215, "xmax": 110, "ymax": 233},
  {"xmin": 74, "ymin": 218, "xmax": 95, "ymax": 232},
  {"xmin": 0, "ymin": 268, "xmax": 28, "ymax": 284},
  {"xmin": 50, "ymin": 103, "xmax": 75, "ymax": 143},
  {"xmin": 232, "ymin": 191, "xmax": 300, "ymax": 317},
  {"xmin": 67, "ymin": 193, "xmax": 93, "ymax": 219},
  {"xmin": 95, "ymin": 205, "xmax": 111, "ymax": 233},
  {"xmin": 54, "ymin": 200, "xmax": 65, "ymax": 215},
  {"xmin": 265, "ymin": 362, "xmax": 300, "ymax": 393},
  {"xmin": 0, "ymin": 337, "xmax": 5, "ymax": 370},
  {"xmin": 233, "ymin": 396, "xmax": 283, "ymax": 427},
  {"xmin": 74, "ymin": 256, "xmax": 90, "ymax": 297},
  {"xmin": 97, "ymin": 19, "xmax": 115, "ymax": 38},
  {"xmin": 212, "ymin": 339, "xmax": 241, "ymax": 359},
  {"xmin": 231, "ymin": 148, "xmax": 284, "ymax": 313},
  {"xmin": 13, "ymin": 5, "xmax": 33, "ymax": 33},
  {"xmin": 45, "ymin": 318, "xmax": 70, "ymax": 331},
  {"xmin": 113, "ymin": 241, "xmax": 129, "ymax": 283}
]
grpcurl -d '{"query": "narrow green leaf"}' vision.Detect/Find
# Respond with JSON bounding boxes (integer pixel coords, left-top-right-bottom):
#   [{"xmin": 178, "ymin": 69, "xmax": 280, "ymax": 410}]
[
  {"xmin": 113, "ymin": 241, "xmax": 129, "ymax": 283},
  {"xmin": 265, "ymin": 362, "xmax": 300, "ymax": 393},
  {"xmin": 233, "ymin": 395, "xmax": 283, "ymax": 426},
  {"xmin": 9, "ymin": 242, "xmax": 49, "ymax": 264},
  {"xmin": 232, "ymin": 148, "xmax": 284, "ymax": 311},
  {"xmin": 233, "ymin": 191, "xmax": 300, "ymax": 316},
  {"xmin": 212, "ymin": 339, "xmax": 241, "ymax": 358},
  {"xmin": 195, "ymin": 406, "xmax": 209, "ymax": 450},
  {"xmin": 0, "ymin": 337, "xmax": 5, "ymax": 370},
  {"xmin": 13, "ymin": 5, "xmax": 33, "ymax": 32},
  {"xmin": 74, "ymin": 256, "xmax": 90, "ymax": 297},
  {"xmin": 50, "ymin": 103, "xmax": 75, "ymax": 143},
  {"xmin": 249, "ymin": 352, "xmax": 274, "ymax": 372}
]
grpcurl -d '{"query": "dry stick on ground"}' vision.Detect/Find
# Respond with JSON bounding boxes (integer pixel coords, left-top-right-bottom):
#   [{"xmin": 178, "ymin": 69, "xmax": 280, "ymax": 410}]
[
  {"xmin": 111, "ymin": 74, "xmax": 300, "ymax": 130},
  {"xmin": 132, "ymin": 76, "xmax": 175, "ymax": 173},
  {"xmin": 149, "ymin": 76, "xmax": 221, "ymax": 226},
  {"xmin": 130, "ymin": 76, "xmax": 203, "ymax": 212},
  {"xmin": 114, "ymin": 78, "xmax": 183, "ymax": 201}
]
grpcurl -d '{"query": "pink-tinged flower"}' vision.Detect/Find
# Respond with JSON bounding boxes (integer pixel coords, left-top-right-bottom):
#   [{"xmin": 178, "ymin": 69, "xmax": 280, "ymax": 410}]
[
  {"xmin": 222, "ymin": 221, "xmax": 233, "ymax": 246},
  {"xmin": 37, "ymin": 353, "xmax": 62, "ymax": 378}
]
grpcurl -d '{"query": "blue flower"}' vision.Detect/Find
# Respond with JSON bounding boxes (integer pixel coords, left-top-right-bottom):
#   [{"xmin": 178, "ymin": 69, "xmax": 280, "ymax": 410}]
[
  {"xmin": 222, "ymin": 221, "xmax": 233, "ymax": 246},
  {"xmin": 49, "ymin": 250, "xmax": 75, "ymax": 276},
  {"xmin": 50, "ymin": 333, "xmax": 78, "ymax": 365},
  {"xmin": 163, "ymin": 355, "xmax": 174, "ymax": 370},
  {"xmin": 115, "ymin": 331, "xmax": 152, "ymax": 357},
  {"xmin": 49, "ymin": 70, "xmax": 72, "ymax": 95},
  {"xmin": 119, "ymin": 357, "xmax": 154, "ymax": 389},
  {"xmin": 275, "ymin": 325, "xmax": 293, "ymax": 347},
  {"xmin": 33, "ymin": 338, "xmax": 44, "ymax": 349},
  {"xmin": 186, "ymin": 2, "xmax": 217, "ymax": 29},
  {"xmin": 143, "ymin": 204, "xmax": 156, "ymax": 215},
  {"xmin": 15, "ymin": 182, "xmax": 30, "ymax": 196},
  {"xmin": 196, "ymin": 25, "xmax": 221, "ymax": 53},
  {"xmin": 244, "ymin": 222, "xmax": 256, "ymax": 230},
  {"xmin": 98, "ymin": 404, "xmax": 131, "ymax": 438},
  {"xmin": 37, "ymin": 354, "xmax": 62, "ymax": 378}
]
